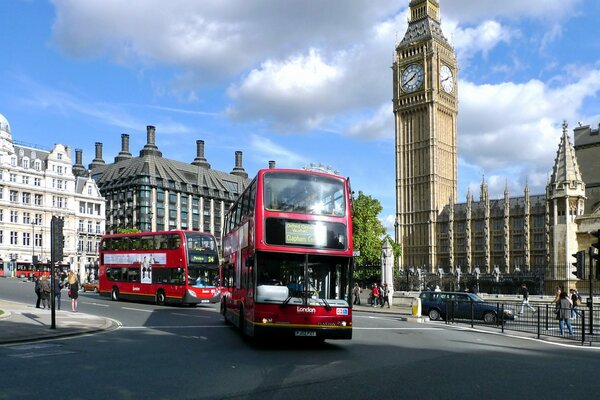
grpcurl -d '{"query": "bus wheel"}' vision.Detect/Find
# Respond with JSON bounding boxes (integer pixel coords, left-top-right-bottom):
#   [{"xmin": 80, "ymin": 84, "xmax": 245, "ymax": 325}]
[
  {"xmin": 111, "ymin": 287, "xmax": 119, "ymax": 301},
  {"xmin": 156, "ymin": 290, "xmax": 166, "ymax": 306}
]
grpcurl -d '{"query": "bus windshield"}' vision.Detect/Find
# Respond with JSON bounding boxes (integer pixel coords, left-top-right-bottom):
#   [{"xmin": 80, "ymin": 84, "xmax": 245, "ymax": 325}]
[
  {"xmin": 255, "ymin": 252, "xmax": 349, "ymax": 305},
  {"xmin": 263, "ymin": 172, "xmax": 345, "ymax": 216},
  {"xmin": 184, "ymin": 232, "xmax": 219, "ymax": 288}
]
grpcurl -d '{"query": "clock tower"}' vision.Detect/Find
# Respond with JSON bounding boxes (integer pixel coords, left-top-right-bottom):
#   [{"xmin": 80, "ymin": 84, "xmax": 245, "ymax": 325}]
[{"xmin": 393, "ymin": 0, "xmax": 458, "ymax": 270}]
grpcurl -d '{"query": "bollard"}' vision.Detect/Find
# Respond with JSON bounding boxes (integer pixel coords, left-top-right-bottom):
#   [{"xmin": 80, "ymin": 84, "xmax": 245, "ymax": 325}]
[{"xmin": 411, "ymin": 297, "xmax": 422, "ymax": 317}]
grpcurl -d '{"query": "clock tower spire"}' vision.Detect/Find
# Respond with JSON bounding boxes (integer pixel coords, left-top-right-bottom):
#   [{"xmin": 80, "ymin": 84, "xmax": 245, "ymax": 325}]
[{"xmin": 393, "ymin": 0, "xmax": 458, "ymax": 271}]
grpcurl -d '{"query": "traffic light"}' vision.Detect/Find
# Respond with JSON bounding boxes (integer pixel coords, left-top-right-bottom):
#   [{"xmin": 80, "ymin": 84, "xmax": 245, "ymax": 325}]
[
  {"xmin": 51, "ymin": 216, "xmax": 65, "ymax": 261},
  {"xmin": 592, "ymin": 229, "xmax": 600, "ymax": 279},
  {"xmin": 571, "ymin": 250, "xmax": 585, "ymax": 280}
]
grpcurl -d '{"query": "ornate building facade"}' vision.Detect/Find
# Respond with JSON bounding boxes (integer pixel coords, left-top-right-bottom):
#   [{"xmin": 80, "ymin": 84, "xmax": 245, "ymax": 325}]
[
  {"xmin": 393, "ymin": 1, "xmax": 593, "ymax": 292},
  {"xmin": 0, "ymin": 113, "xmax": 106, "ymax": 279},
  {"xmin": 87, "ymin": 126, "xmax": 251, "ymax": 245},
  {"xmin": 393, "ymin": 0, "xmax": 458, "ymax": 270}
]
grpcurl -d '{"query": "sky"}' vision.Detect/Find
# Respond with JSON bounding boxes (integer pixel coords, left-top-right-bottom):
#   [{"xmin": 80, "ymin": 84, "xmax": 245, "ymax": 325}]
[{"xmin": 2, "ymin": 0, "xmax": 600, "ymax": 235}]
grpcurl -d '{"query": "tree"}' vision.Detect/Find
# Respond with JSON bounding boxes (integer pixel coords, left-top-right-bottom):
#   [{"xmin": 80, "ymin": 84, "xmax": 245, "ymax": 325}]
[
  {"xmin": 352, "ymin": 191, "xmax": 387, "ymax": 266},
  {"xmin": 117, "ymin": 227, "xmax": 141, "ymax": 234}
]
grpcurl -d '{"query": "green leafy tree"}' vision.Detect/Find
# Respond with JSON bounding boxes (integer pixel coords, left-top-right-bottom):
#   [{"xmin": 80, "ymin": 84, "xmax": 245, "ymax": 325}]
[
  {"xmin": 352, "ymin": 191, "xmax": 386, "ymax": 266},
  {"xmin": 117, "ymin": 227, "xmax": 141, "ymax": 234}
]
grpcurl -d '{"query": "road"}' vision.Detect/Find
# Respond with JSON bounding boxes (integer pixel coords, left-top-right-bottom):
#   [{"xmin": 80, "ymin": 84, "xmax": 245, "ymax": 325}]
[{"xmin": 1, "ymin": 277, "xmax": 600, "ymax": 399}]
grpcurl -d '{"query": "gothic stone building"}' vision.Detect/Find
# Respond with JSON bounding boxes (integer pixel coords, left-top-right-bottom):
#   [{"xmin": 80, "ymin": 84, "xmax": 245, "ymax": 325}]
[{"xmin": 393, "ymin": 0, "xmax": 591, "ymax": 292}]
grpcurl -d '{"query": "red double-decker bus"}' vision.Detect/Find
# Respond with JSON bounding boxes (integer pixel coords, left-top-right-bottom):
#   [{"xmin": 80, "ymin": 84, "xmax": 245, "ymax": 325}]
[
  {"xmin": 99, "ymin": 230, "xmax": 220, "ymax": 305},
  {"xmin": 221, "ymin": 168, "xmax": 353, "ymax": 340}
]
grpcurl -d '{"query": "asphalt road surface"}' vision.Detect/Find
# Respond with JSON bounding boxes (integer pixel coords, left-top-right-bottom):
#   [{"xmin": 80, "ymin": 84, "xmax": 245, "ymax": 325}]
[{"xmin": 1, "ymin": 277, "xmax": 599, "ymax": 400}]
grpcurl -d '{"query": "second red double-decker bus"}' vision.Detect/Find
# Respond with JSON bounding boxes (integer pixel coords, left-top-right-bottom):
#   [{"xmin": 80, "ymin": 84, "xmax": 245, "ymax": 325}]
[
  {"xmin": 221, "ymin": 167, "xmax": 353, "ymax": 340},
  {"xmin": 99, "ymin": 230, "xmax": 220, "ymax": 305}
]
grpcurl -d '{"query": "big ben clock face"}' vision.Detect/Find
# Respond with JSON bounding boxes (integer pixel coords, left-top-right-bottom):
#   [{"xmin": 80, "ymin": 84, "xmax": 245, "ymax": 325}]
[
  {"xmin": 401, "ymin": 63, "xmax": 424, "ymax": 92},
  {"xmin": 439, "ymin": 64, "xmax": 454, "ymax": 93}
]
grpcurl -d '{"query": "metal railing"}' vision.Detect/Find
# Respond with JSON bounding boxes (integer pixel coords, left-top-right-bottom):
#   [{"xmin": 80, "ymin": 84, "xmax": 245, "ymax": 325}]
[{"xmin": 442, "ymin": 300, "xmax": 600, "ymax": 345}]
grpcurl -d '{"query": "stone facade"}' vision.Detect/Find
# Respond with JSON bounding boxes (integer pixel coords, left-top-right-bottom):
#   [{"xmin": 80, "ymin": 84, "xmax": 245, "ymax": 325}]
[
  {"xmin": 88, "ymin": 126, "xmax": 251, "ymax": 245},
  {"xmin": 393, "ymin": 1, "xmax": 595, "ymax": 293},
  {"xmin": 0, "ymin": 113, "xmax": 105, "ymax": 279}
]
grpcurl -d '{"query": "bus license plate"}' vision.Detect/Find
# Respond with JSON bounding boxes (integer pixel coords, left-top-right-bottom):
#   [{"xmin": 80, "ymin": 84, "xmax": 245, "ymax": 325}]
[
  {"xmin": 295, "ymin": 330, "xmax": 316, "ymax": 337},
  {"xmin": 200, "ymin": 300, "xmax": 210, "ymax": 303}
]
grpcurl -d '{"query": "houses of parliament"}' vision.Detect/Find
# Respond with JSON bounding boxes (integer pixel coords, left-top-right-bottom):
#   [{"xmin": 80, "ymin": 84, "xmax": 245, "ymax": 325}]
[{"xmin": 393, "ymin": 0, "xmax": 600, "ymax": 291}]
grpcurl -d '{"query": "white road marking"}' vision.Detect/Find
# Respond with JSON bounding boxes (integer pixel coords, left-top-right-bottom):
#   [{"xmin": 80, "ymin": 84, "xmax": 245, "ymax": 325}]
[
  {"xmin": 355, "ymin": 327, "xmax": 443, "ymax": 330},
  {"xmin": 171, "ymin": 312, "xmax": 213, "ymax": 319},
  {"xmin": 82, "ymin": 302, "xmax": 109, "ymax": 307},
  {"xmin": 122, "ymin": 307, "xmax": 153, "ymax": 313},
  {"xmin": 119, "ymin": 325, "xmax": 227, "ymax": 329}
]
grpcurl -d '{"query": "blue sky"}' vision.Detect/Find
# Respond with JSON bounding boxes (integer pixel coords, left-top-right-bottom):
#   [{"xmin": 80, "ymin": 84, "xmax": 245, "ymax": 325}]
[{"xmin": 1, "ymin": 0, "xmax": 600, "ymax": 234}]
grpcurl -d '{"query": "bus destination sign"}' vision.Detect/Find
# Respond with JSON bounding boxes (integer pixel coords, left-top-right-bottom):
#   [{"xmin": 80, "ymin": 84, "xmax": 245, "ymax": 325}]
[{"xmin": 285, "ymin": 222, "xmax": 326, "ymax": 246}]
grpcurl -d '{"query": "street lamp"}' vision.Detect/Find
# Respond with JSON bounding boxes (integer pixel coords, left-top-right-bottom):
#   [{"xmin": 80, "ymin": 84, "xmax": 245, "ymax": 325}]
[
  {"xmin": 31, "ymin": 222, "xmax": 36, "ymax": 266},
  {"xmin": 148, "ymin": 211, "xmax": 154, "ymax": 232}
]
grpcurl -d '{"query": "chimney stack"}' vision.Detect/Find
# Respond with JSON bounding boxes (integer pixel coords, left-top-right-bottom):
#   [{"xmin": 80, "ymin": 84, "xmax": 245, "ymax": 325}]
[
  {"xmin": 88, "ymin": 142, "xmax": 106, "ymax": 170},
  {"xmin": 72, "ymin": 148, "xmax": 88, "ymax": 177},
  {"xmin": 140, "ymin": 125, "xmax": 163, "ymax": 157},
  {"xmin": 191, "ymin": 139, "xmax": 211, "ymax": 168},
  {"xmin": 230, "ymin": 150, "xmax": 248, "ymax": 178},
  {"xmin": 115, "ymin": 133, "xmax": 133, "ymax": 163}
]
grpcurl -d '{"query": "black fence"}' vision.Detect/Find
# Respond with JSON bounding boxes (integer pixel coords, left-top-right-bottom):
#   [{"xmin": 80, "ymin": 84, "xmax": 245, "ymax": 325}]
[
  {"xmin": 440, "ymin": 300, "xmax": 600, "ymax": 345},
  {"xmin": 394, "ymin": 270, "xmax": 546, "ymax": 295}
]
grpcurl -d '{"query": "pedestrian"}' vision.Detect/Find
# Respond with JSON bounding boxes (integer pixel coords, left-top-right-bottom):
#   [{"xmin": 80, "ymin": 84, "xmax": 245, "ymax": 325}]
[
  {"xmin": 67, "ymin": 271, "xmax": 80, "ymax": 312},
  {"xmin": 518, "ymin": 284, "xmax": 536, "ymax": 315},
  {"xmin": 40, "ymin": 275, "xmax": 51, "ymax": 309},
  {"xmin": 352, "ymin": 283, "xmax": 362, "ymax": 305},
  {"xmin": 371, "ymin": 283, "xmax": 380, "ymax": 307},
  {"xmin": 570, "ymin": 288, "xmax": 582, "ymax": 319},
  {"xmin": 551, "ymin": 286, "xmax": 562, "ymax": 304},
  {"xmin": 378, "ymin": 283, "xmax": 385, "ymax": 305},
  {"xmin": 556, "ymin": 291, "xmax": 573, "ymax": 337},
  {"xmin": 380, "ymin": 283, "xmax": 390, "ymax": 308},
  {"xmin": 53, "ymin": 272, "xmax": 62, "ymax": 310},
  {"xmin": 34, "ymin": 276, "xmax": 42, "ymax": 308}
]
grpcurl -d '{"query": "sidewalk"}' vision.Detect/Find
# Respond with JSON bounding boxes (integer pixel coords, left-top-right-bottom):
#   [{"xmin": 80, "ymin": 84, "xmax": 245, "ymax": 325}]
[{"xmin": 0, "ymin": 299, "xmax": 119, "ymax": 345}]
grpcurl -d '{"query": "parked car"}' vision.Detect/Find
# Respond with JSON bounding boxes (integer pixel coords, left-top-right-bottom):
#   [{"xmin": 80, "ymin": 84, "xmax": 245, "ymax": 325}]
[
  {"xmin": 82, "ymin": 280, "xmax": 99, "ymax": 293},
  {"xmin": 419, "ymin": 291, "xmax": 514, "ymax": 324}
]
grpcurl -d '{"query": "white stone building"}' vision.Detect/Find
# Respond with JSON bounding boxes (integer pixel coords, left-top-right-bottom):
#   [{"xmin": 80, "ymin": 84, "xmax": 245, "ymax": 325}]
[{"xmin": 0, "ymin": 113, "xmax": 105, "ymax": 280}]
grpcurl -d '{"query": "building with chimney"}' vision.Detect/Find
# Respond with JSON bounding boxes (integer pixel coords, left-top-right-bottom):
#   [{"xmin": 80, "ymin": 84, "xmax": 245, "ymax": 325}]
[
  {"xmin": 87, "ymin": 126, "xmax": 251, "ymax": 244},
  {"xmin": 0, "ymin": 113, "xmax": 105, "ymax": 280}
]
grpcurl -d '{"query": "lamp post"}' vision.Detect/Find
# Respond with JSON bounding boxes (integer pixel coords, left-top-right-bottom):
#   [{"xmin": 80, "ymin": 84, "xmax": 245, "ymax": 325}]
[
  {"xmin": 31, "ymin": 222, "xmax": 36, "ymax": 273},
  {"xmin": 148, "ymin": 211, "xmax": 154, "ymax": 232}
]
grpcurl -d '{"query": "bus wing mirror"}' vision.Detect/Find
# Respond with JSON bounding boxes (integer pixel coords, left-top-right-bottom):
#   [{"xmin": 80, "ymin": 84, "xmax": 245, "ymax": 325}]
[{"xmin": 245, "ymin": 257, "xmax": 254, "ymax": 267}]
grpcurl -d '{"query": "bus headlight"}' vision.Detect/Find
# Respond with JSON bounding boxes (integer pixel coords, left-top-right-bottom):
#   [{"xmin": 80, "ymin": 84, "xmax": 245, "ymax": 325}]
[
  {"xmin": 341, "ymin": 321, "xmax": 347, "ymax": 327},
  {"xmin": 187, "ymin": 289, "xmax": 198, "ymax": 298},
  {"xmin": 262, "ymin": 318, "xmax": 273, "ymax": 324}
]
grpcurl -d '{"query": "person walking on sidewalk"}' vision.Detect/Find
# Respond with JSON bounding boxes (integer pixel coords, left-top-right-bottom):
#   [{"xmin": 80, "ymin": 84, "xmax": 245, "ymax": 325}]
[
  {"xmin": 53, "ymin": 272, "xmax": 63, "ymax": 311},
  {"xmin": 570, "ymin": 288, "xmax": 582, "ymax": 320},
  {"xmin": 518, "ymin": 284, "xmax": 536, "ymax": 315},
  {"xmin": 380, "ymin": 283, "xmax": 390, "ymax": 308},
  {"xmin": 370, "ymin": 283, "xmax": 380, "ymax": 307},
  {"xmin": 34, "ymin": 276, "xmax": 42, "ymax": 308},
  {"xmin": 40, "ymin": 275, "xmax": 51, "ymax": 309},
  {"xmin": 352, "ymin": 283, "xmax": 362, "ymax": 305},
  {"xmin": 67, "ymin": 271, "xmax": 80, "ymax": 312},
  {"xmin": 557, "ymin": 291, "xmax": 574, "ymax": 337}
]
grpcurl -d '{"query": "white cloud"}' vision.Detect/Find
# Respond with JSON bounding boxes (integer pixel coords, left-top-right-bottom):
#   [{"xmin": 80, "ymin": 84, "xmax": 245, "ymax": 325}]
[
  {"xmin": 449, "ymin": 20, "xmax": 516, "ymax": 61},
  {"xmin": 441, "ymin": 0, "xmax": 582, "ymax": 23},
  {"xmin": 247, "ymin": 134, "xmax": 305, "ymax": 167},
  {"xmin": 458, "ymin": 68, "xmax": 600, "ymax": 196},
  {"xmin": 345, "ymin": 103, "xmax": 393, "ymax": 139}
]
